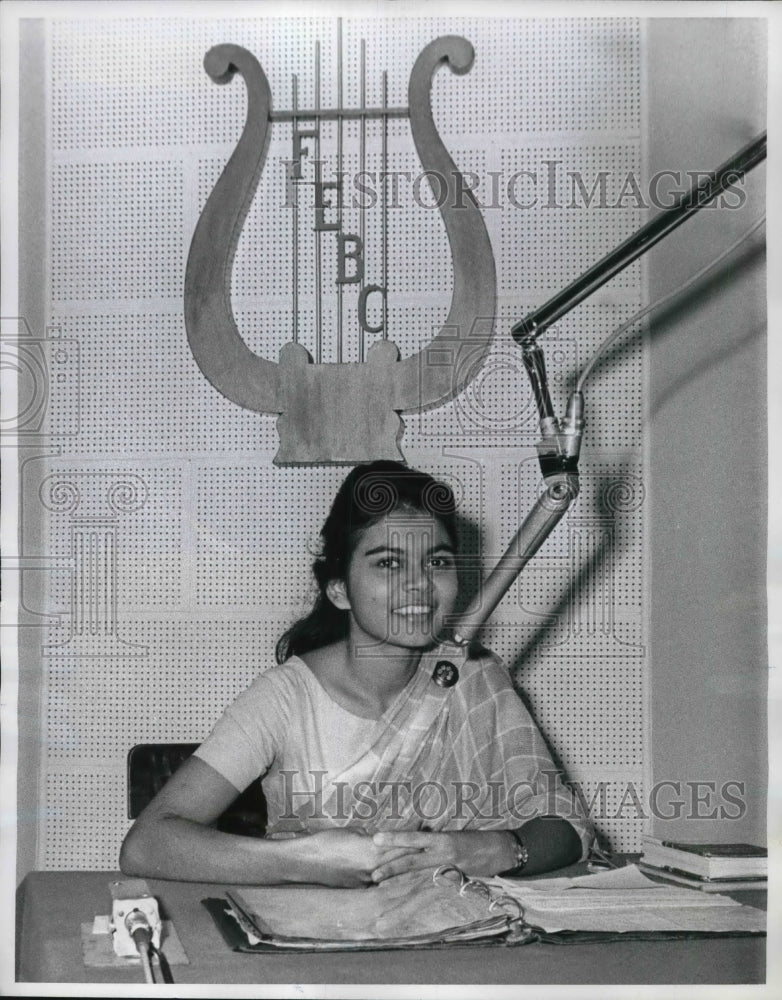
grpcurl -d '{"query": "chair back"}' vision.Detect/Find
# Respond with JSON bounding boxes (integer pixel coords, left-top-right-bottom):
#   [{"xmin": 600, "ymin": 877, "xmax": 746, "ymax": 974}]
[{"xmin": 127, "ymin": 742, "xmax": 267, "ymax": 836}]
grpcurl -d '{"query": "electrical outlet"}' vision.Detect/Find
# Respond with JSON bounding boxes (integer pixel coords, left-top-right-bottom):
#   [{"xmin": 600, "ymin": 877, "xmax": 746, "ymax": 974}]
[{"xmin": 109, "ymin": 878, "xmax": 162, "ymax": 957}]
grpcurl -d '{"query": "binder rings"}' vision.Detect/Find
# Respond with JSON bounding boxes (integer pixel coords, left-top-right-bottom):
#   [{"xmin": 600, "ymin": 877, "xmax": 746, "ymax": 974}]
[{"xmin": 202, "ymin": 863, "xmax": 766, "ymax": 953}]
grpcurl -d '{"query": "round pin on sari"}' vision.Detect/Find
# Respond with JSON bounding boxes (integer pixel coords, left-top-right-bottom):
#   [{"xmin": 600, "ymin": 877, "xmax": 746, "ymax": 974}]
[{"xmin": 432, "ymin": 660, "xmax": 459, "ymax": 687}]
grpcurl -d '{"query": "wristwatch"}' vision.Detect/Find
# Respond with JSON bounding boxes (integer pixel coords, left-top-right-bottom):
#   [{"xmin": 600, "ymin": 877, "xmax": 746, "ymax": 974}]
[{"xmin": 506, "ymin": 830, "xmax": 529, "ymax": 874}]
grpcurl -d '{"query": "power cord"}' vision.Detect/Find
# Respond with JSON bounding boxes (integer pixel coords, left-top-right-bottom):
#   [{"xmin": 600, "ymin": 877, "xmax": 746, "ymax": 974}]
[
  {"xmin": 124, "ymin": 909, "xmax": 171, "ymax": 985},
  {"xmin": 150, "ymin": 942, "xmax": 175, "ymax": 984}
]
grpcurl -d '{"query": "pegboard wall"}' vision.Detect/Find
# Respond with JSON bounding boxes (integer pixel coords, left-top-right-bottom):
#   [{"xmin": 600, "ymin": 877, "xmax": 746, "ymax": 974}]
[{"xmin": 22, "ymin": 14, "xmax": 648, "ymax": 868}]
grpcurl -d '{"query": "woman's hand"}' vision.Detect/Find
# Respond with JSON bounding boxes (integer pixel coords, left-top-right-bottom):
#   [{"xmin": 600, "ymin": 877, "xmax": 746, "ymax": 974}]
[
  {"xmin": 370, "ymin": 818, "xmax": 583, "ymax": 882},
  {"xmin": 369, "ymin": 830, "xmax": 516, "ymax": 882},
  {"xmin": 292, "ymin": 828, "xmax": 424, "ymax": 887}
]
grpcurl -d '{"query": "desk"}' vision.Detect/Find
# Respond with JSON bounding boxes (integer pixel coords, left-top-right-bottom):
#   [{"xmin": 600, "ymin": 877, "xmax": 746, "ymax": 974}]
[{"xmin": 16, "ymin": 870, "xmax": 766, "ymax": 985}]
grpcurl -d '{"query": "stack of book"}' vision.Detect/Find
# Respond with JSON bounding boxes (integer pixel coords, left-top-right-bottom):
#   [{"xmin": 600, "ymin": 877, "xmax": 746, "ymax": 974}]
[{"xmin": 639, "ymin": 837, "xmax": 767, "ymax": 892}]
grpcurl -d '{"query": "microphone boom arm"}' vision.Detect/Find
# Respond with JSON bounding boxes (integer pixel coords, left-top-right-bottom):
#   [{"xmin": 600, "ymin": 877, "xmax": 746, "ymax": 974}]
[
  {"xmin": 453, "ymin": 472, "xmax": 579, "ymax": 646},
  {"xmin": 451, "ymin": 131, "xmax": 766, "ymax": 646}
]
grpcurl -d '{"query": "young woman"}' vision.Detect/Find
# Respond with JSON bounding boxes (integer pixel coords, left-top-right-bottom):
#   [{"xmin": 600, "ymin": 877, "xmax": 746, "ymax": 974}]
[{"xmin": 120, "ymin": 461, "xmax": 592, "ymax": 886}]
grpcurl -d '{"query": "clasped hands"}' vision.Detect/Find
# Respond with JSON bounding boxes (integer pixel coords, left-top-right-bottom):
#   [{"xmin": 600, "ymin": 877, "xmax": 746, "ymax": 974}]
[{"xmin": 297, "ymin": 827, "xmax": 516, "ymax": 887}]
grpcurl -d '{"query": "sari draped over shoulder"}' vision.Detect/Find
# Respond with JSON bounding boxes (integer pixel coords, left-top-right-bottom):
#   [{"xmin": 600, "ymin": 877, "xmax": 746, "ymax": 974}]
[{"xmin": 261, "ymin": 644, "xmax": 593, "ymax": 858}]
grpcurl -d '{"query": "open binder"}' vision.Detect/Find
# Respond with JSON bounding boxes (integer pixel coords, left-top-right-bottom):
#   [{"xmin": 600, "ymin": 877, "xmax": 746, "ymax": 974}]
[
  {"xmin": 204, "ymin": 866, "xmax": 534, "ymax": 952},
  {"xmin": 202, "ymin": 863, "xmax": 766, "ymax": 953}
]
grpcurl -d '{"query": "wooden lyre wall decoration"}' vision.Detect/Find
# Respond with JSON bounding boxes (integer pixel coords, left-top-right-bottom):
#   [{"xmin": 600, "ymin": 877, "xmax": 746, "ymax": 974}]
[{"xmin": 185, "ymin": 30, "xmax": 497, "ymax": 464}]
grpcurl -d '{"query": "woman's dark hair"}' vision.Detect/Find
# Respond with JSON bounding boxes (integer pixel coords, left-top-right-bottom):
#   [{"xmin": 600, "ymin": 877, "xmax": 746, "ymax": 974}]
[{"xmin": 275, "ymin": 460, "xmax": 458, "ymax": 663}]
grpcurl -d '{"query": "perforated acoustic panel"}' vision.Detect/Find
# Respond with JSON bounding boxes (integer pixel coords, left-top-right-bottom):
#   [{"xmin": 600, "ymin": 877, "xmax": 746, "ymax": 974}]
[{"xmin": 29, "ymin": 15, "xmax": 645, "ymax": 868}]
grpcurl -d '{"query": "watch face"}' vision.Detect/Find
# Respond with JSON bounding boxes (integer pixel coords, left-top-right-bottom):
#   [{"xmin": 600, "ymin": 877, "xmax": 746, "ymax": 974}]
[{"xmin": 511, "ymin": 835, "xmax": 529, "ymax": 869}]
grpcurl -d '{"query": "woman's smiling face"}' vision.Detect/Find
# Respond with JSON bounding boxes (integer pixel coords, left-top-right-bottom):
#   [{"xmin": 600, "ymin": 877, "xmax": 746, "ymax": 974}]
[{"xmin": 327, "ymin": 508, "xmax": 459, "ymax": 652}]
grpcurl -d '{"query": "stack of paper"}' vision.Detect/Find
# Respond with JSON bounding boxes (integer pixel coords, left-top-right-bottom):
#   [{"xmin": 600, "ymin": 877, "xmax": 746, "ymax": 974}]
[{"xmin": 486, "ymin": 864, "xmax": 766, "ymax": 934}]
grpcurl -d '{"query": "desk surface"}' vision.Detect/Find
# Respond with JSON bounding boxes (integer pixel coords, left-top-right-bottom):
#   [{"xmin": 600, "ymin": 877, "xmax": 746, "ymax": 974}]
[{"xmin": 16, "ymin": 869, "xmax": 766, "ymax": 986}]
